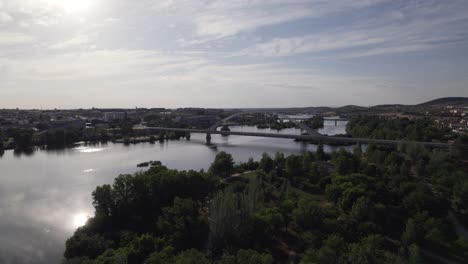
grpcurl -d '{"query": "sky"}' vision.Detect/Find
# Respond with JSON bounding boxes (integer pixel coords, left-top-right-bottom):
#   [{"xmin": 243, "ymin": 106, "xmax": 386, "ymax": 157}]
[{"xmin": 0, "ymin": 0, "xmax": 467, "ymax": 109}]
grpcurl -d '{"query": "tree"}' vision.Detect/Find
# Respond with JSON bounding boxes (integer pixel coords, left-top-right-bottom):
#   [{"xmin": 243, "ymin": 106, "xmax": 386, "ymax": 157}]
[
  {"xmin": 156, "ymin": 197, "xmax": 208, "ymax": 250},
  {"xmin": 353, "ymin": 142, "xmax": 362, "ymax": 158},
  {"xmin": 236, "ymin": 249, "xmax": 273, "ymax": 264},
  {"xmin": 94, "ymin": 248, "xmax": 128, "ymax": 264},
  {"xmin": 293, "ymin": 198, "xmax": 323, "ymax": 230},
  {"xmin": 254, "ymin": 207, "xmax": 284, "ymax": 233},
  {"xmin": 174, "ymin": 249, "xmax": 210, "ymax": 264},
  {"xmin": 316, "ymin": 142, "xmax": 325, "ymax": 160},
  {"xmin": 127, "ymin": 234, "xmax": 158, "ymax": 264},
  {"xmin": 92, "ymin": 185, "xmax": 114, "ymax": 217},
  {"xmin": 64, "ymin": 232, "xmax": 113, "ymax": 259},
  {"xmin": 452, "ymin": 179, "xmax": 468, "ymax": 216},
  {"xmin": 0, "ymin": 133, "xmax": 4, "ymax": 151},
  {"xmin": 348, "ymin": 234, "xmax": 387, "ymax": 264},
  {"xmin": 300, "ymin": 235, "xmax": 346, "ymax": 264},
  {"xmin": 407, "ymin": 244, "xmax": 423, "ymax": 264},
  {"xmin": 305, "ymin": 116, "xmax": 325, "ymax": 129},
  {"xmin": 209, "ymin": 151, "xmax": 235, "ymax": 178},
  {"xmin": 11, "ymin": 129, "xmax": 33, "ymax": 149},
  {"xmin": 285, "ymin": 155, "xmax": 305, "ymax": 179},
  {"xmin": 259, "ymin": 153, "xmax": 274, "ymax": 173},
  {"xmin": 402, "ymin": 218, "xmax": 416, "ymax": 246},
  {"xmin": 452, "ymin": 134, "xmax": 468, "ymax": 160},
  {"xmin": 332, "ymin": 148, "xmax": 359, "ymax": 175},
  {"xmin": 145, "ymin": 246, "xmax": 175, "ymax": 264}
]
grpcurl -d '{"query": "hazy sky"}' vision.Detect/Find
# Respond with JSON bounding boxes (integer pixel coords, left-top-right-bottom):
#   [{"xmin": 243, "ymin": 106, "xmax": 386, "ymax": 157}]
[{"xmin": 0, "ymin": 0, "xmax": 467, "ymax": 108}]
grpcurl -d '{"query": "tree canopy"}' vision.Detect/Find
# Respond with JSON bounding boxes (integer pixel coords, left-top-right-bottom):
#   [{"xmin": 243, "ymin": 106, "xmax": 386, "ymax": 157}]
[{"xmin": 64, "ymin": 145, "xmax": 468, "ymax": 264}]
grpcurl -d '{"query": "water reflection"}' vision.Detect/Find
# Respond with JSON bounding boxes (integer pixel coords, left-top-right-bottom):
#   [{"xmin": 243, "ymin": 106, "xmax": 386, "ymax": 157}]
[
  {"xmin": 13, "ymin": 148, "xmax": 36, "ymax": 157},
  {"xmin": 74, "ymin": 146, "xmax": 104, "ymax": 153},
  {"xmin": 0, "ymin": 124, "xmax": 350, "ymax": 264}
]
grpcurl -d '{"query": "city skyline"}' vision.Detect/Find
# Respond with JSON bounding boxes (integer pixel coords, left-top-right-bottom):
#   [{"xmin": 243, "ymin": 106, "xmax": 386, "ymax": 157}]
[{"xmin": 1, "ymin": 0, "xmax": 468, "ymax": 108}]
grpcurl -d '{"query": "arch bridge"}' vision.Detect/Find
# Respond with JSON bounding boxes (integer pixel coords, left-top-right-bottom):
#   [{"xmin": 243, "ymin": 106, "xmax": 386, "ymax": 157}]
[{"xmin": 208, "ymin": 110, "xmax": 320, "ymax": 136}]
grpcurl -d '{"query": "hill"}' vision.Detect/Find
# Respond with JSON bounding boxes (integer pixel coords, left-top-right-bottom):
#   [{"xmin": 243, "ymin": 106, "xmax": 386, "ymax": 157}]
[{"xmin": 418, "ymin": 97, "xmax": 468, "ymax": 107}]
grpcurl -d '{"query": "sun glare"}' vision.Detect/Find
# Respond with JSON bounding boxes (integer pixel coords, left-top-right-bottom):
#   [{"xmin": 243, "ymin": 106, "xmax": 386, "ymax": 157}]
[
  {"xmin": 73, "ymin": 213, "xmax": 89, "ymax": 228},
  {"xmin": 45, "ymin": 0, "xmax": 94, "ymax": 13}
]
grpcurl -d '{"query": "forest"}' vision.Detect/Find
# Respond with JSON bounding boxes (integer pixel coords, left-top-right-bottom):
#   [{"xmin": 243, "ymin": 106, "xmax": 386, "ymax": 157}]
[
  {"xmin": 63, "ymin": 142, "xmax": 468, "ymax": 263},
  {"xmin": 346, "ymin": 115, "xmax": 454, "ymax": 142}
]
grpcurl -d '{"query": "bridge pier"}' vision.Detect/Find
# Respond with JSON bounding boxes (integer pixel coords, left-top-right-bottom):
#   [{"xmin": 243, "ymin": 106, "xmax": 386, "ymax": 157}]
[
  {"xmin": 206, "ymin": 133, "xmax": 212, "ymax": 145},
  {"xmin": 185, "ymin": 132, "xmax": 191, "ymax": 140},
  {"xmin": 335, "ymin": 120, "xmax": 338, "ymax": 126}
]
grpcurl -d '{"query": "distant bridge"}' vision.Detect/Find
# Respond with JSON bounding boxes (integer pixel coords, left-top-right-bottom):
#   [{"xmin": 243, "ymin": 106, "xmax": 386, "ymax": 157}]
[
  {"xmin": 209, "ymin": 110, "xmax": 321, "ymax": 136},
  {"xmin": 139, "ymin": 126, "xmax": 450, "ymax": 149}
]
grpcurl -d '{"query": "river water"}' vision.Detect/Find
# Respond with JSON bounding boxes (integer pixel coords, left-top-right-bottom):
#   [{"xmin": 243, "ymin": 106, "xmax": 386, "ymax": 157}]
[{"xmin": 0, "ymin": 122, "xmax": 347, "ymax": 264}]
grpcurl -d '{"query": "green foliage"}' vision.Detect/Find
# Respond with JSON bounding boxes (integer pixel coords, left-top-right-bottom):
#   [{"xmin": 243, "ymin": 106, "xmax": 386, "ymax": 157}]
[
  {"xmin": 347, "ymin": 235, "xmax": 392, "ymax": 264},
  {"xmin": 9, "ymin": 128, "xmax": 34, "ymax": 149},
  {"xmin": 255, "ymin": 207, "xmax": 285, "ymax": 232},
  {"xmin": 236, "ymin": 249, "xmax": 273, "ymax": 264},
  {"xmin": 332, "ymin": 148, "xmax": 360, "ymax": 175},
  {"xmin": 144, "ymin": 246, "xmax": 175, "ymax": 264},
  {"xmin": 452, "ymin": 179, "xmax": 468, "ymax": 216},
  {"xmin": 347, "ymin": 115, "xmax": 448, "ymax": 141},
  {"xmin": 156, "ymin": 197, "xmax": 208, "ymax": 250},
  {"xmin": 452, "ymin": 134, "xmax": 468, "ymax": 159},
  {"xmin": 300, "ymin": 235, "xmax": 346, "ymax": 264},
  {"xmin": 64, "ymin": 232, "xmax": 113, "ymax": 259},
  {"xmin": 208, "ymin": 176, "xmax": 266, "ymax": 253},
  {"xmin": 316, "ymin": 142, "xmax": 325, "ymax": 161},
  {"xmin": 64, "ymin": 145, "xmax": 467, "ymax": 263},
  {"xmin": 210, "ymin": 151, "xmax": 235, "ymax": 178},
  {"xmin": 259, "ymin": 153, "xmax": 274, "ymax": 173},
  {"xmin": 216, "ymin": 249, "xmax": 273, "ymax": 264},
  {"xmin": 173, "ymin": 249, "xmax": 210, "ymax": 264},
  {"xmin": 293, "ymin": 198, "xmax": 323, "ymax": 231},
  {"xmin": 94, "ymin": 248, "xmax": 128, "ymax": 264},
  {"xmin": 127, "ymin": 234, "xmax": 158, "ymax": 264},
  {"xmin": 304, "ymin": 116, "xmax": 324, "ymax": 129}
]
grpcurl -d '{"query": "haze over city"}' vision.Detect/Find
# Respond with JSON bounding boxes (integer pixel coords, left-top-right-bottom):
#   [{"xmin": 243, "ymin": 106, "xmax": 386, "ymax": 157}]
[{"xmin": 1, "ymin": 0, "xmax": 468, "ymax": 109}]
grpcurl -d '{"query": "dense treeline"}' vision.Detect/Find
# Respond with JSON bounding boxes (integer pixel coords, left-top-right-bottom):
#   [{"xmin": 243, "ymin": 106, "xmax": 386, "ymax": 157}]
[
  {"xmin": 304, "ymin": 116, "xmax": 324, "ymax": 129},
  {"xmin": 346, "ymin": 115, "xmax": 453, "ymax": 142},
  {"xmin": 0, "ymin": 128, "xmax": 35, "ymax": 150},
  {"xmin": 64, "ymin": 143, "xmax": 468, "ymax": 263}
]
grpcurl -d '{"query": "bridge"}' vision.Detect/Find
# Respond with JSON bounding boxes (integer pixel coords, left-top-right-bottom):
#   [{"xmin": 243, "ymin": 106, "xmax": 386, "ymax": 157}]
[
  {"xmin": 209, "ymin": 110, "xmax": 321, "ymax": 136},
  {"xmin": 135, "ymin": 110, "xmax": 450, "ymax": 149},
  {"xmin": 139, "ymin": 126, "xmax": 450, "ymax": 149}
]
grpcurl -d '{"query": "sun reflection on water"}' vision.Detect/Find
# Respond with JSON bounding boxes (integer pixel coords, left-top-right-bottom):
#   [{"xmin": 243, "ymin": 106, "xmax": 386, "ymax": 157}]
[{"xmin": 74, "ymin": 146, "xmax": 104, "ymax": 153}]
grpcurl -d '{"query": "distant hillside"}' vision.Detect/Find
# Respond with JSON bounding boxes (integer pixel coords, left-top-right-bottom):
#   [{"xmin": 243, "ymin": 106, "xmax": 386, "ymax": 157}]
[{"xmin": 418, "ymin": 97, "xmax": 468, "ymax": 107}]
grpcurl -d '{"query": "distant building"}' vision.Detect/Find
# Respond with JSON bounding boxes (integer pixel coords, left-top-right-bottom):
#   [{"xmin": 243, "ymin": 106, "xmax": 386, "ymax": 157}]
[
  {"xmin": 104, "ymin": 112, "xmax": 127, "ymax": 122},
  {"xmin": 50, "ymin": 119, "xmax": 85, "ymax": 130}
]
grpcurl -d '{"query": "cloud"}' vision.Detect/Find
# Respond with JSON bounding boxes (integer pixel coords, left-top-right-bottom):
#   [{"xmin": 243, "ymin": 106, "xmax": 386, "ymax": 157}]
[
  {"xmin": 249, "ymin": 32, "xmax": 385, "ymax": 56},
  {"xmin": 50, "ymin": 35, "xmax": 90, "ymax": 49},
  {"xmin": 244, "ymin": 0, "xmax": 468, "ymax": 57},
  {"xmin": 151, "ymin": 0, "xmax": 386, "ymax": 41},
  {"xmin": 0, "ymin": 11, "xmax": 13, "ymax": 23},
  {"xmin": 0, "ymin": 32, "xmax": 34, "ymax": 45},
  {"xmin": 0, "ymin": 49, "xmax": 208, "ymax": 81},
  {"xmin": 0, "ymin": 0, "xmax": 467, "ymax": 108},
  {"xmin": 0, "ymin": 47, "xmax": 431, "ymax": 108}
]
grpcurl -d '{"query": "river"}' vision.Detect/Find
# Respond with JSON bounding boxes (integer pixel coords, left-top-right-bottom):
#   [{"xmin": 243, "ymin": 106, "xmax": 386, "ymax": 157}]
[{"xmin": 0, "ymin": 122, "xmax": 347, "ymax": 264}]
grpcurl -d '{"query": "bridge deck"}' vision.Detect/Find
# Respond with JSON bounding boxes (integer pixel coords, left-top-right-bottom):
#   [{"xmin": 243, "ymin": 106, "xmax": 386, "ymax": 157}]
[{"xmin": 141, "ymin": 127, "xmax": 450, "ymax": 149}]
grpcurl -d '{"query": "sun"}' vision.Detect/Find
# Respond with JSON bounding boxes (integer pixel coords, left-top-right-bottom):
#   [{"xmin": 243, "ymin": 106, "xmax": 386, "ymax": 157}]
[
  {"xmin": 73, "ymin": 212, "xmax": 89, "ymax": 228},
  {"xmin": 62, "ymin": 0, "xmax": 94, "ymax": 13},
  {"xmin": 44, "ymin": 0, "xmax": 95, "ymax": 14}
]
